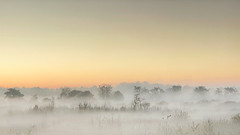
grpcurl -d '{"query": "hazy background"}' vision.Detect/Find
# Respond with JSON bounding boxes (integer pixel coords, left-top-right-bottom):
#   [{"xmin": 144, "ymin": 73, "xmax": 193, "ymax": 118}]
[{"xmin": 0, "ymin": 0, "xmax": 240, "ymax": 88}]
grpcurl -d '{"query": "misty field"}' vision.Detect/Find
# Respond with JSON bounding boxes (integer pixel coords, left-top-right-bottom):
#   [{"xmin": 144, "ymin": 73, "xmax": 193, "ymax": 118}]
[{"xmin": 0, "ymin": 85, "xmax": 240, "ymax": 135}]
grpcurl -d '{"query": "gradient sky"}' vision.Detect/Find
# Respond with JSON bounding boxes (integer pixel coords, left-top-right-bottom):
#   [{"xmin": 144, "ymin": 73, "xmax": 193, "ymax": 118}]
[{"xmin": 0, "ymin": 0, "xmax": 240, "ymax": 88}]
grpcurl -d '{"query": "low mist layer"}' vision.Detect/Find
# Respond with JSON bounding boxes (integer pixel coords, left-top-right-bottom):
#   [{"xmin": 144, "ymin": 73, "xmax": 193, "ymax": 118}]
[{"xmin": 0, "ymin": 82, "xmax": 240, "ymax": 135}]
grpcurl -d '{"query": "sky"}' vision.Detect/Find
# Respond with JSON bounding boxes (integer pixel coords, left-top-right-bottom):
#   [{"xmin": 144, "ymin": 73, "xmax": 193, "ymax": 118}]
[{"xmin": 0, "ymin": 0, "xmax": 240, "ymax": 88}]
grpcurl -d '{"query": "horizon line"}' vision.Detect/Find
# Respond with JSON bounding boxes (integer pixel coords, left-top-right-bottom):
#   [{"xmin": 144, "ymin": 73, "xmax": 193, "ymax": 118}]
[{"xmin": 0, "ymin": 81, "xmax": 239, "ymax": 89}]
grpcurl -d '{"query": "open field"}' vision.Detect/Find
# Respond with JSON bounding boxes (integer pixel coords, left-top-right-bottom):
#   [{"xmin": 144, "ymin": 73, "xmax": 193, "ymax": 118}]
[{"xmin": 0, "ymin": 86, "xmax": 240, "ymax": 135}]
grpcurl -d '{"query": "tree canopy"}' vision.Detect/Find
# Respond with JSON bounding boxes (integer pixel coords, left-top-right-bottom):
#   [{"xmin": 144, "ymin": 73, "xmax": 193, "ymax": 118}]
[
  {"xmin": 194, "ymin": 86, "xmax": 208, "ymax": 94},
  {"xmin": 4, "ymin": 88, "xmax": 24, "ymax": 98},
  {"xmin": 60, "ymin": 88, "xmax": 93, "ymax": 99}
]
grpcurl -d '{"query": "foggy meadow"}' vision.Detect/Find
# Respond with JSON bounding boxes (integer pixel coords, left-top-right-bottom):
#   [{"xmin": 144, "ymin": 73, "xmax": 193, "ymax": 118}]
[{"xmin": 0, "ymin": 82, "xmax": 239, "ymax": 135}]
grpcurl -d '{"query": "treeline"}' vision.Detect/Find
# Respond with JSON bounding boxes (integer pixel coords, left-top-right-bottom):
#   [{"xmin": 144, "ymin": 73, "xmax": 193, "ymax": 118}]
[
  {"xmin": 2, "ymin": 85, "xmax": 124, "ymax": 101},
  {"xmin": 2, "ymin": 85, "xmax": 238, "ymax": 99},
  {"xmin": 1, "ymin": 85, "xmax": 239, "ymax": 113},
  {"xmin": 131, "ymin": 85, "xmax": 238, "ymax": 96}
]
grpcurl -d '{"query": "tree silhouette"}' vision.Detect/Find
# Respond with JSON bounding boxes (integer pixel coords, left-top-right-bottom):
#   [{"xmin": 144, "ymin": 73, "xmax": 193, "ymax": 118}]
[
  {"xmin": 78, "ymin": 91, "xmax": 94, "ymax": 99},
  {"xmin": 224, "ymin": 87, "xmax": 238, "ymax": 94},
  {"xmin": 60, "ymin": 87, "xmax": 71, "ymax": 98},
  {"xmin": 98, "ymin": 84, "xmax": 112, "ymax": 100},
  {"xmin": 68, "ymin": 90, "xmax": 82, "ymax": 97},
  {"xmin": 4, "ymin": 88, "xmax": 24, "ymax": 98},
  {"xmin": 134, "ymin": 86, "xmax": 141, "ymax": 94},
  {"xmin": 150, "ymin": 87, "xmax": 164, "ymax": 95},
  {"xmin": 112, "ymin": 91, "xmax": 124, "ymax": 100},
  {"xmin": 132, "ymin": 86, "xmax": 145, "ymax": 111},
  {"xmin": 167, "ymin": 85, "xmax": 182, "ymax": 93},
  {"xmin": 194, "ymin": 86, "xmax": 208, "ymax": 94},
  {"xmin": 60, "ymin": 88, "xmax": 93, "ymax": 99}
]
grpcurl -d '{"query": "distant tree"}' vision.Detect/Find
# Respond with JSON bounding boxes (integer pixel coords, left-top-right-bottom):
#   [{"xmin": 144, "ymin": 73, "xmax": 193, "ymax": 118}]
[
  {"xmin": 150, "ymin": 87, "xmax": 164, "ymax": 99},
  {"xmin": 60, "ymin": 88, "xmax": 94, "ymax": 99},
  {"xmin": 150, "ymin": 87, "xmax": 164, "ymax": 95},
  {"xmin": 68, "ymin": 90, "xmax": 82, "ymax": 97},
  {"xmin": 60, "ymin": 87, "xmax": 71, "ymax": 98},
  {"xmin": 194, "ymin": 86, "xmax": 208, "ymax": 94},
  {"xmin": 133, "ymin": 86, "xmax": 150, "ymax": 95},
  {"xmin": 167, "ymin": 85, "xmax": 182, "ymax": 93},
  {"xmin": 134, "ymin": 86, "xmax": 141, "ymax": 94},
  {"xmin": 224, "ymin": 87, "xmax": 238, "ymax": 94},
  {"xmin": 4, "ymin": 88, "xmax": 24, "ymax": 98},
  {"xmin": 112, "ymin": 91, "xmax": 124, "ymax": 100},
  {"xmin": 132, "ymin": 93, "xmax": 141, "ymax": 111},
  {"xmin": 78, "ymin": 91, "xmax": 94, "ymax": 99},
  {"xmin": 132, "ymin": 86, "xmax": 145, "ymax": 111},
  {"xmin": 98, "ymin": 84, "xmax": 112, "ymax": 100}
]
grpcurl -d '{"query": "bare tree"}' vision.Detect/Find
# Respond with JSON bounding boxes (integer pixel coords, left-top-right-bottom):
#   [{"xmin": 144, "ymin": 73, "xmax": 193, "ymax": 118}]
[
  {"xmin": 132, "ymin": 93, "xmax": 140, "ymax": 111},
  {"xmin": 132, "ymin": 86, "xmax": 145, "ymax": 111}
]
